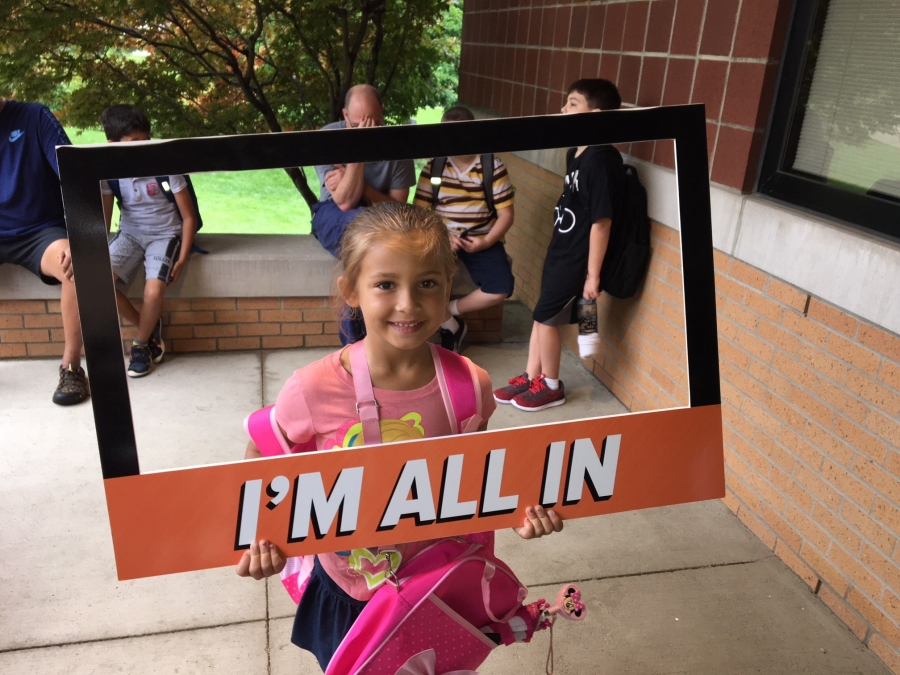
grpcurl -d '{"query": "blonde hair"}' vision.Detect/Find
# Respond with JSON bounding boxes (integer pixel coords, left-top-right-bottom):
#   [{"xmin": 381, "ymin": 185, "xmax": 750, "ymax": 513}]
[{"xmin": 338, "ymin": 203, "xmax": 456, "ymax": 301}]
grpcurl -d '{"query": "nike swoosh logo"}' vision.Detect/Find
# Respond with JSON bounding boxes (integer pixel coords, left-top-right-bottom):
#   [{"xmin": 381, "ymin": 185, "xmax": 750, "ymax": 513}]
[{"xmin": 9, "ymin": 130, "xmax": 23, "ymax": 142}]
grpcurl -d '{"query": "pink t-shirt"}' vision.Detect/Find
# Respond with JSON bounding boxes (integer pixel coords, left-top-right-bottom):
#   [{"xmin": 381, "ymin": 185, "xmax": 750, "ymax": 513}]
[{"xmin": 274, "ymin": 348, "xmax": 496, "ymax": 600}]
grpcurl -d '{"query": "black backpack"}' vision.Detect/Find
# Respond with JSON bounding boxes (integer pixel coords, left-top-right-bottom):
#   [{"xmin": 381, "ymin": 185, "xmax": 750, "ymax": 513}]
[
  {"xmin": 108, "ymin": 175, "xmax": 207, "ymax": 253},
  {"xmin": 429, "ymin": 154, "xmax": 496, "ymax": 219},
  {"xmin": 599, "ymin": 158, "xmax": 651, "ymax": 299}
]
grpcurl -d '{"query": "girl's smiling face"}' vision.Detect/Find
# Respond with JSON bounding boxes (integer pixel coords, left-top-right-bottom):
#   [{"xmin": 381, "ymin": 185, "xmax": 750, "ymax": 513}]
[{"xmin": 342, "ymin": 235, "xmax": 450, "ymax": 353}]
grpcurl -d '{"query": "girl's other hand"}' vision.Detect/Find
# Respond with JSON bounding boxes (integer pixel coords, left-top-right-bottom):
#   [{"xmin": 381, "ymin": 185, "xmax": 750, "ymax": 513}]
[
  {"xmin": 236, "ymin": 540, "xmax": 286, "ymax": 579},
  {"xmin": 513, "ymin": 505, "xmax": 564, "ymax": 540}
]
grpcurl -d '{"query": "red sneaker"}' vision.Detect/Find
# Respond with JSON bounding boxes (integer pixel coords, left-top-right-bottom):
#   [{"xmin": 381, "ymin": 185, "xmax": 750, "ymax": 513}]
[
  {"xmin": 493, "ymin": 372, "xmax": 531, "ymax": 404},
  {"xmin": 511, "ymin": 375, "xmax": 566, "ymax": 411}
]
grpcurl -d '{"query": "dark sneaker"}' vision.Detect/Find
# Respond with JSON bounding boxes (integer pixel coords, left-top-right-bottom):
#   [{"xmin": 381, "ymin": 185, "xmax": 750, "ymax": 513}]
[
  {"xmin": 493, "ymin": 372, "xmax": 532, "ymax": 404},
  {"xmin": 439, "ymin": 316, "xmax": 467, "ymax": 353},
  {"xmin": 52, "ymin": 364, "xmax": 90, "ymax": 406},
  {"xmin": 511, "ymin": 375, "xmax": 566, "ymax": 412},
  {"xmin": 127, "ymin": 343, "xmax": 152, "ymax": 378},
  {"xmin": 149, "ymin": 318, "xmax": 165, "ymax": 364}
]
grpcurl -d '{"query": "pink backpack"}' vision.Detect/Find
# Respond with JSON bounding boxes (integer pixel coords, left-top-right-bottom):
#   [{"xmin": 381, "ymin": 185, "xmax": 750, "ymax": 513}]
[
  {"xmin": 327, "ymin": 537, "xmax": 588, "ymax": 675},
  {"xmin": 327, "ymin": 536, "xmax": 527, "ymax": 674}
]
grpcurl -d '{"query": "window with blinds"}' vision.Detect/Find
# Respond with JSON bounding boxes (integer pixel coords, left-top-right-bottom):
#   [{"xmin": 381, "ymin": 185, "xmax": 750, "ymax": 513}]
[{"xmin": 790, "ymin": 0, "xmax": 900, "ymax": 200}]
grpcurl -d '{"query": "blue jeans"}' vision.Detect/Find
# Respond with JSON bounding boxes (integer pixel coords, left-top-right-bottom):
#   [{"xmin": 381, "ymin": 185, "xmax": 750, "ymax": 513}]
[{"xmin": 311, "ymin": 200, "xmax": 363, "ymax": 257}]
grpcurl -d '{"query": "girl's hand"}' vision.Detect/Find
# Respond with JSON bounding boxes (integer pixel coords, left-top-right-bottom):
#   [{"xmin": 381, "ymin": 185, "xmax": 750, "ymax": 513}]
[
  {"xmin": 236, "ymin": 540, "xmax": 286, "ymax": 579},
  {"xmin": 513, "ymin": 505, "xmax": 564, "ymax": 540}
]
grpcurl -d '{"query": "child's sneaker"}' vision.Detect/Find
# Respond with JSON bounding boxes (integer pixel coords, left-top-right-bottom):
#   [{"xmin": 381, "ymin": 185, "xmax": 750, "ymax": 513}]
[
  {"xmin": 511, "ymin": 375, "xmax": 566, "ymax": 411},
  {"xmin": 127, "ymin": 343, "xmax": 152, "ymax": 378},
  {"xmin": 439, "ymin": 316, "xmax": 467, "ymax": 353},
  {"xmin": 148, "ymin": 318, "xmax": 165, "ymax": 364},
  {"xmin": 493, "ymin": 372, "xmax": 531, "ymax": 404}
]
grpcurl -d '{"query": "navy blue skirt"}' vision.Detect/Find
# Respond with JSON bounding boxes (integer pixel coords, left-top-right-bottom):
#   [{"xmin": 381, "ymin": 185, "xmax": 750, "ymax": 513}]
[{"xmin": 291, "ymin": 556, "xmax": 369, "ymax": 671}]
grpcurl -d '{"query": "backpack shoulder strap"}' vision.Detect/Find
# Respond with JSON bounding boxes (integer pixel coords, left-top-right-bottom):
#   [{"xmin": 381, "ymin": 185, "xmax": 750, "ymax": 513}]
[
  {"xmin": 430, "ymin": 157, "xmax": 447, "ymax": 210},
  {"xmin": 108, "ymin": 179, "xmax": 122, "ymax": 202},
  {"xmin": 156, "ymin": 176, "xmax": 177, "ymax": 204},
  {"xmin": 182, "ymin": 175, "xmax": 203, "ymax": 231},
  {"xmin": 431, "ymin": 344, "xmax": 483, "ymax": 433},
  {"xmin": 349, "ymin": 340, "xmax": 382, "ymax": 446},
  {"xmin": 158, "ymin": 175, "xmax": 204, "ymax": 232},
  {"xmin": 480, "ymin": 153, "xmax": 496, "ymax": 216}
]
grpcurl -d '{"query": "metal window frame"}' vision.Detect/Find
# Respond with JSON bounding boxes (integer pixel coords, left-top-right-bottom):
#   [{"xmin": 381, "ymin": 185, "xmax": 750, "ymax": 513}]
[{"xmin": 757, "ymin": 0, "xmax": 900, "ymax": 242}]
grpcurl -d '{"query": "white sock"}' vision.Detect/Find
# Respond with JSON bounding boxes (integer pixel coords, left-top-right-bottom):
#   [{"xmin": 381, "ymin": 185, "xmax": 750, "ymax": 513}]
[
  {"xmin": 441, "ymin": 316, "xmax": 460, "ymax": 333},
  {"xmin": 544, "ymin": 377, "xmax": 560, "ymax": 390},
  {"xmin": 447, "ymin": 299, "xmax": 460, "ymax": 316}
]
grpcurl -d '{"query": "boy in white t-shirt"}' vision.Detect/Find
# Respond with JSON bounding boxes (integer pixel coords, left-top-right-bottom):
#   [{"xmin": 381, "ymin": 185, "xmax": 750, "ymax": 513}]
[
  {"xmin": 413, "ymin": 106, "xmax": 516, "ymax": 353},
  {"xmin": 100, "ymin": 105, "xmax": 197, "ymax": 378}
]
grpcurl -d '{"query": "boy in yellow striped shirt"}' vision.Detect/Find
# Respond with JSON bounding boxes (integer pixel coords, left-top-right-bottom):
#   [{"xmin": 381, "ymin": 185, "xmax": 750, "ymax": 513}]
[{"xmin": 414, "ymin": 106, "xmax": 516, "ymax": 352}]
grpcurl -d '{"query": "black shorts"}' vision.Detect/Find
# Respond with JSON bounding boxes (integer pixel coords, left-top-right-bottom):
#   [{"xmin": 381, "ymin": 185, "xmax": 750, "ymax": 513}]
[
  {"xmin": 0, "ymin": 225, "xmax": 67, "ymax": 285},
  {"xmin": 533, "ymin": 260, "xmax": 586, "ymax": 325},
  {"xmin": 457, "ymin": 241, "xmax": 515, "ymax": 296}
]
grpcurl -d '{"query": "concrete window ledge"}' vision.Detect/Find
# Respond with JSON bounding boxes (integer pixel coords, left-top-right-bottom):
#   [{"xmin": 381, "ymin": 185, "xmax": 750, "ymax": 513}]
[
  {"xmin": 0, "ymin": 234, "xmax": 501, "ymax": 358},
  {"xmin": 2, "ymin": 235, "xmax": 339, "ymax": 301}
]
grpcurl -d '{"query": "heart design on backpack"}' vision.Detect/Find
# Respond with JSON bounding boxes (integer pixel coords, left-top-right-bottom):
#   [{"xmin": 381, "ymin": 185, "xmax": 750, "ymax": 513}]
[{"xmin": 348, "ymin": 548, "xmax": 402, "ymax": 590}]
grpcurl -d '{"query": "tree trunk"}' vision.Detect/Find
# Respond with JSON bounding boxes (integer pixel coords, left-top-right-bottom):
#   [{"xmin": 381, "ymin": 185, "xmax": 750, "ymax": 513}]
[{"xmin": 284, "ymin": 167, "xmax": 319, "ymax": 208}]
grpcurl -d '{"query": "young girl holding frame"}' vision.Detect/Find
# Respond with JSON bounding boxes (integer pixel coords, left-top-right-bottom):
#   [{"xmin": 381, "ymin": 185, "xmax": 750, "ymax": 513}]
[{"xmin": 237, "ymin": 203, "xmax": 563, "ymax": 670}]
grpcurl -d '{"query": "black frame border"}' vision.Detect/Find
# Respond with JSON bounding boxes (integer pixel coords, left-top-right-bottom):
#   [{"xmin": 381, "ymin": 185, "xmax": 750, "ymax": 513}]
[
  {"xmin": 57, "ymin": 104, "xmax": 719, "ymax": 480},
  {"xmin": 757, "ymin": 0, "xmax": 900, "ymax": 242}
]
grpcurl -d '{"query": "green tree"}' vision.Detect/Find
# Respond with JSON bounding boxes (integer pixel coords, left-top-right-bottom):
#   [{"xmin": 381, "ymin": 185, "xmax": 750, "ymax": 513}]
[{"xmin": 0, "ymin": 0, "xmax": 461, "ymax": 206}]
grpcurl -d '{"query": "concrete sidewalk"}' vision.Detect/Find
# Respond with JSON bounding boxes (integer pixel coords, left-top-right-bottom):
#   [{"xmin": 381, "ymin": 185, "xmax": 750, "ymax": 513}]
[{"xmin": 0, "ymin": 304, "xmax": 889, "ymax": 674}]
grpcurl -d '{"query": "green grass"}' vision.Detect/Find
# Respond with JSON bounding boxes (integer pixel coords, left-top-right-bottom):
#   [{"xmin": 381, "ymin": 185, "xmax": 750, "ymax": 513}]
[
  {"xmin": 414, "ymin": 107, "xmax": 444, "ymax": 126},
  {"xmin": 70, "ymin": 107, "xmax": 444, "ymax": 235}
]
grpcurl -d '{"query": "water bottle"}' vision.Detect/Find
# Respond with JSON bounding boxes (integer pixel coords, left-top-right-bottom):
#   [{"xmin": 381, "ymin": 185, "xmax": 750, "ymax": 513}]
[{"xmin": 576, "ymin": 298, "xmax": 600, "ymax": 358}]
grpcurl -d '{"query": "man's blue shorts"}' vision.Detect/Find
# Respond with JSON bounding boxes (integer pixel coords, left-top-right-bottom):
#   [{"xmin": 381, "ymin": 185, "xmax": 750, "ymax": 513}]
[
  {"xmin": 311, "ymin": 200, "xmax": 364, "ymax": 258},
  {"xmin": 457, "ymin": 241, "xmax": 515, "ymax": 297},
  {"xmin": 0, "ymin": 225, "xmax": 67, "ymax": 285}
]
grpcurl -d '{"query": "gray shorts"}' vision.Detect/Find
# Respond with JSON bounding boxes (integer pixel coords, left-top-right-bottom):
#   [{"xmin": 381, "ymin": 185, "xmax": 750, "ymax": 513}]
[{"xmin": 109, "ymin": 230, "xmax": 182, "ymax": 286}]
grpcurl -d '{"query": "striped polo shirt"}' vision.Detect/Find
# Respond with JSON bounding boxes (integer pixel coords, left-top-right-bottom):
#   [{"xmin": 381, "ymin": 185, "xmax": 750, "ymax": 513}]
[{"xmin": 413, "ymin": 155, "xmax": 514, "ymax": 236}]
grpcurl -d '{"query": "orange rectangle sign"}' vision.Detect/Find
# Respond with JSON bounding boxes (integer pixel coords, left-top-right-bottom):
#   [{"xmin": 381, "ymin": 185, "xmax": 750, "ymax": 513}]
[{"xmin": 104, "ymin": 405, "xmax": 723, "ymax": 580}]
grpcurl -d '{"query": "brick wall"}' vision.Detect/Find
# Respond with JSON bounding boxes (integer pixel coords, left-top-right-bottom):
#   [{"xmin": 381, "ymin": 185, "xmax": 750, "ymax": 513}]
[
  {"xmin": 714, "ymin": 255, "xmax": 900, "ymax": 669},
  {"xmin": 579, "ymin": 220, "xmax": 690, "ymax": 411},
  {"xmin": 459, "ymin": 0, "xmax": 791, "ymax": 191},
  {"xmin": 0, "ymin": 298, "xmax": 503, "ymax": 358},
  {"xmin": 500, "ymin": 153, "xmax": 563, "ymax": 309}
]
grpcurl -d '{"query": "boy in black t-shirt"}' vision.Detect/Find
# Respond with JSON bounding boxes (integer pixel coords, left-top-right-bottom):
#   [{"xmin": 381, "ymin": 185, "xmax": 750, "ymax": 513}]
[{"xmin": 494, "ymin": 79, "xmax": 625, "ymax": 411}]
